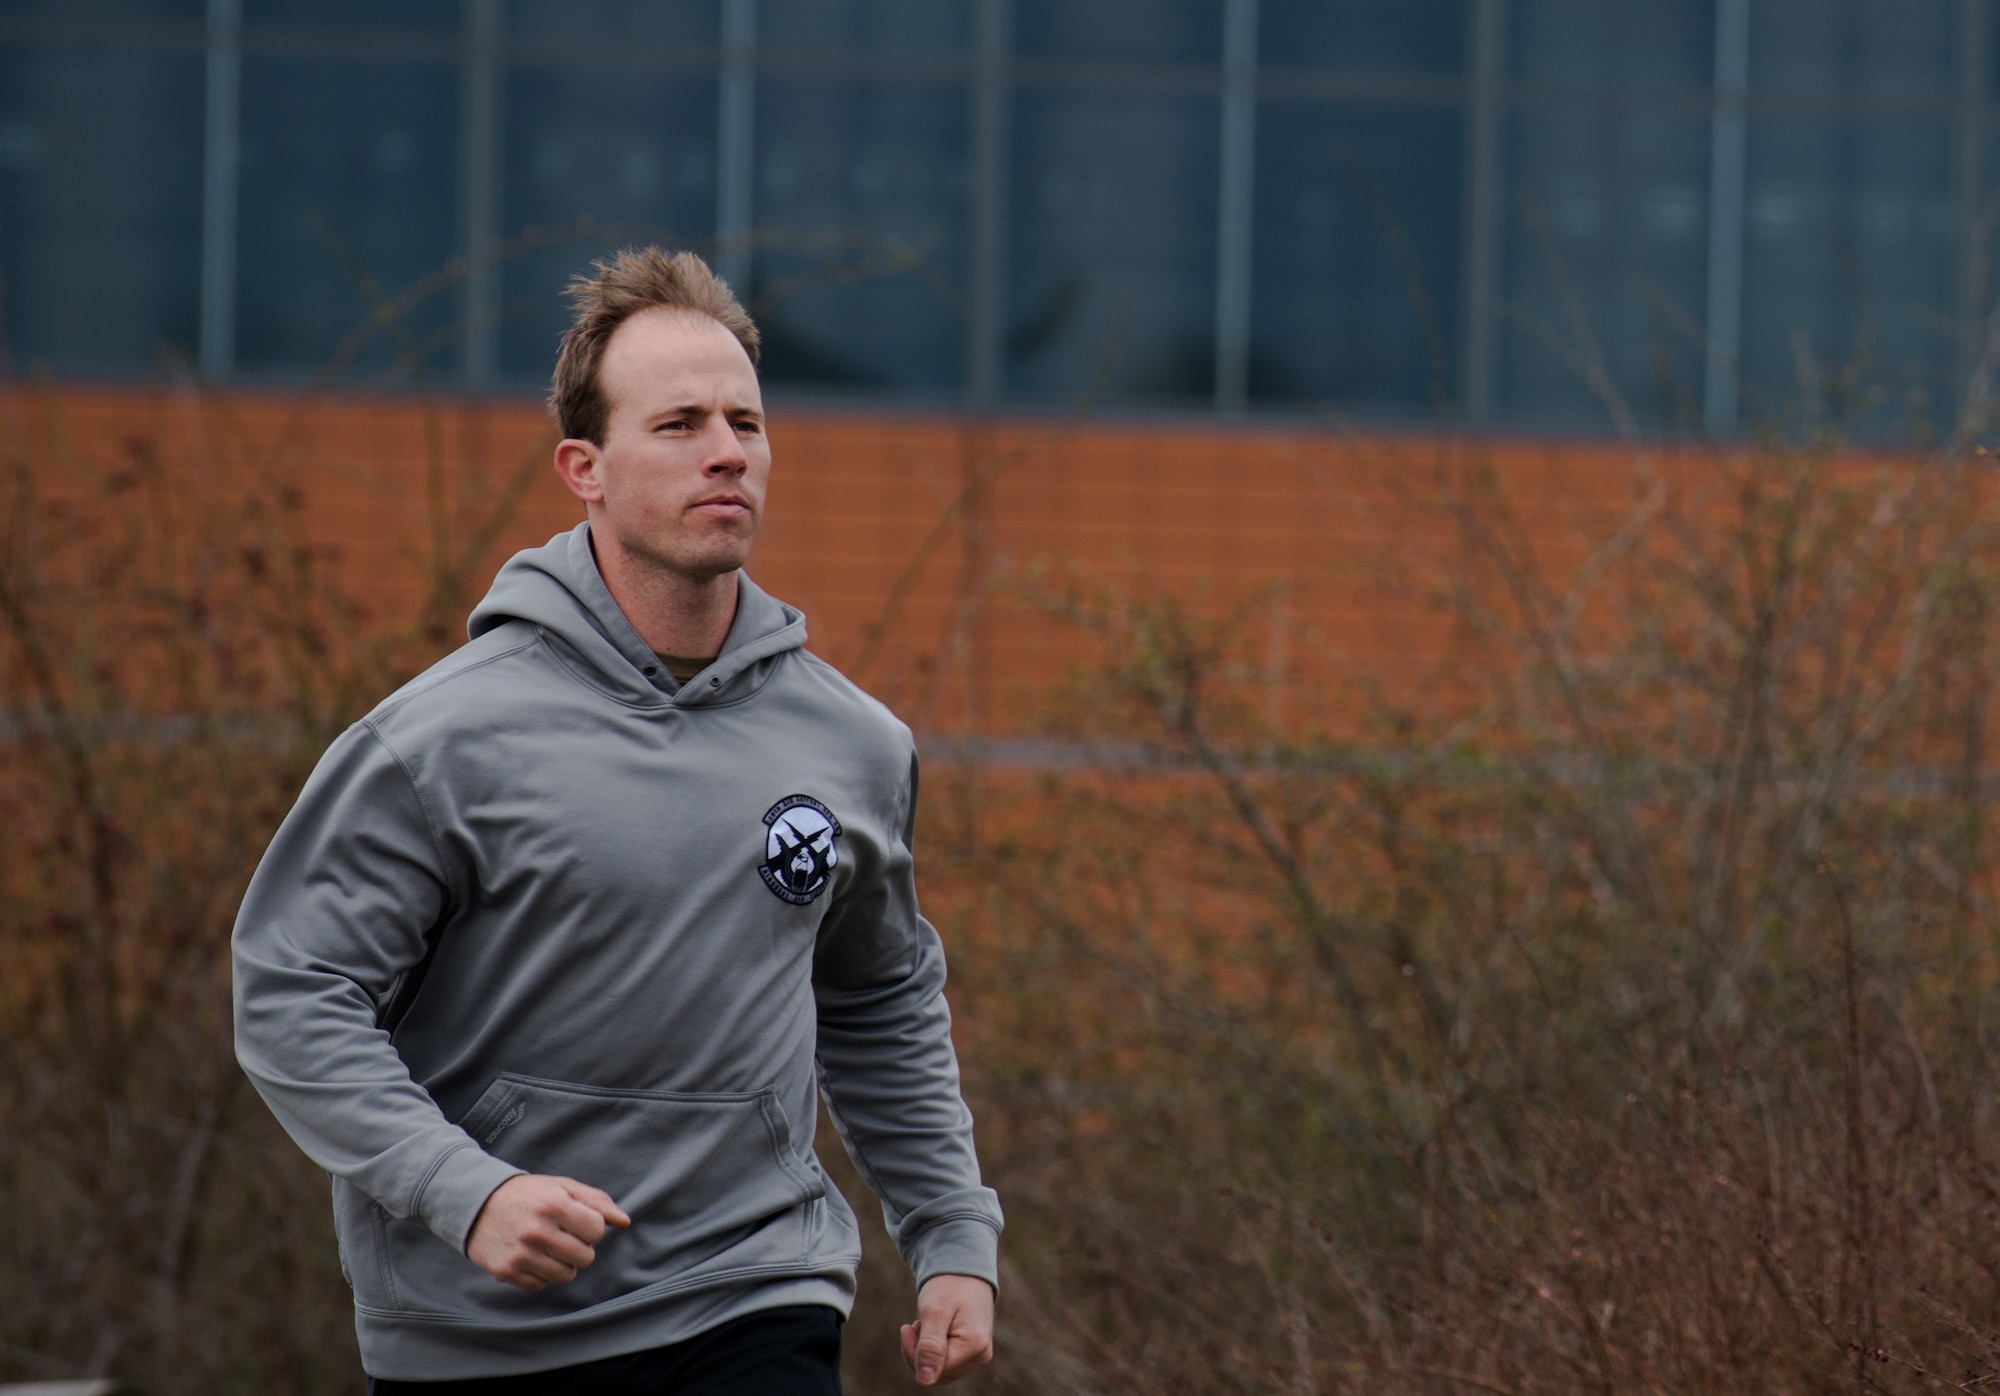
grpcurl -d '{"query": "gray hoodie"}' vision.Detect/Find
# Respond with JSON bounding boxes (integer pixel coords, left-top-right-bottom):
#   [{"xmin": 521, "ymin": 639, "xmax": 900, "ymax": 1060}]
[{"xmin": 231, "ymin": 523, "xmax": 1001, "ymax": 1380}]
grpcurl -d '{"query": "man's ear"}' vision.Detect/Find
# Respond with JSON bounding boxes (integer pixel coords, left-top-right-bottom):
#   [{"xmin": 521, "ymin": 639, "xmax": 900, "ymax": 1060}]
[{"xmin": 553, "ymin": 438, "xmax": 606, "ymax": 504}]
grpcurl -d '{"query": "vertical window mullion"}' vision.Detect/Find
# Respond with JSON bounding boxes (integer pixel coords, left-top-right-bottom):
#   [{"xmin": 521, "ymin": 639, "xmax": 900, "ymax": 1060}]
[
  {"xmin": 199, "ymin": 0, "xmax": 241, "ymax": 381},
  {"xmin": 716, "ymin": 0, "xmax": 758, "ymax": 295},
  {"xmin": 1460, "ymin": 0, "xmax": 1506, "ymax": 421},
  {"xmin": 1703, "ymin": 0, "xmax": 1751, "ymax": 436},
  {"xmin": 1955, "ymin": 0, "xmax": 1990, "ymax": 406},
  {"xmin": 967, "ymin": 0, "xmax": 1011, "ymax": 406},
  {"xmin": 1213, "ymin": 0, "xmax": 1256, "ymax": 413},
  {"xmin": 460, "ymin": 0, "xmax": 503, "ymax": 389}
]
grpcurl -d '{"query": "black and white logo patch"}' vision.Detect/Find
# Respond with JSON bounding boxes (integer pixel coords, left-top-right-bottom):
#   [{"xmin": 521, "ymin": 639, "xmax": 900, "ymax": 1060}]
[{"xmin": 759, "ymin": 794, "xmax": 843, "ymax": 905}]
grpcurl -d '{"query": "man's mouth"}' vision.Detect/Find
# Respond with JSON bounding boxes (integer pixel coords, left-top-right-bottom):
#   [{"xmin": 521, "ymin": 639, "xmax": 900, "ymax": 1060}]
[{"xmin": 692, "ymin": 496, "xmax": 751, "ymax": 515}]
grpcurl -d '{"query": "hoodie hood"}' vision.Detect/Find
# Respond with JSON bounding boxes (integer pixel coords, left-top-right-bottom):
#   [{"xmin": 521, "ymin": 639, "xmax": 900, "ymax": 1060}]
[{"xmin": 466, "ymin": 522, "xmax": 806, "ymax": 708}]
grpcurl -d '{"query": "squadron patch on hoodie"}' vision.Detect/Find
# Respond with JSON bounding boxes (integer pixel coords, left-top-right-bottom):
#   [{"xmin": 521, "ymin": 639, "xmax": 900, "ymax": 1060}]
[{"xmin": 759, "ymin": 794, "xmax": 843, "ymax": 905}]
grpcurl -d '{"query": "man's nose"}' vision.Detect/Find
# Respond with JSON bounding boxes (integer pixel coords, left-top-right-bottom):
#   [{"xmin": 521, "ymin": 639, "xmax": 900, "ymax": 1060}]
[{"xmin": 702, "ymin": 418, "xmax": 747, "ymax": 473}]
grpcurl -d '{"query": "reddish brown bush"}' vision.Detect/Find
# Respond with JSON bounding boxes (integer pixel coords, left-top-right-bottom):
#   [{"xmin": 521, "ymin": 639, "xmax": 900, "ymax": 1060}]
[{"xmin": 6, "ymin": 376, "xmax": 2000, "ymax": 1395}]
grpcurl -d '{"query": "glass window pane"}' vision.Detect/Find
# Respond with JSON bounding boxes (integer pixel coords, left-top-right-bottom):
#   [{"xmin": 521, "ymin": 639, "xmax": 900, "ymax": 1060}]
[
  {"xmin": 0, "ymin": 43, "xmax": 202, "ymax": 374},
  {"xmin": 0, "ymin": 0, "xmax": 201, "ymax": 18},
  {"xmin": 498, "ymin": 67, "xmax": 719, "ymax": 382},
  {"xmin": 0, "ymin": 0, "xmax": 201, "ymax": 20},
  {"xmin": 1008, "ymin": 90, "xmax": 1218, "ymax": 405},
  {"xmin": 1753, "ymin": 0, "xmax": 1956, "ymax": 101},
  {"xmin": 1499, "ymin": 108, "xmax": 1710, "ymax": 426},
  {"xmin": 1992, "ymin": 12, "xmax": 2000, "ymax": 100},
  {"xmin": 753, "ymin": 79, "xmax": 968, "ymax": 393},
  {"xmin": 236, "ymin": 57, "xmax": 460, "ymax": 377},
  {"xmin": 1512, "ymin": 0, "xmax": 1711, "ymax": 88},
  {"xmin": 1014, "ymin": 0, "xmax": 1222, "ymax": 67},
  {"xmin": 761, "ymin": 0, "xmax": 970, "ymax": 57},
  {"xmin": 508, "ymin": 1, "xmax": 718, "ymax": 46},
  {"xmin": 1739, "ymin": 118, "xmax": 1956, "ymax": 433},
  {"xmin": 244, "ymin": 0, "xmax": 457, "ymax": 30},
  {"xmin": 1260, "ymin": 0, "xmax": 1465, "ymax": 75},
  {"xmin": 1251, "ymin": 101, "xmax": 1461, "ymax": 411}
]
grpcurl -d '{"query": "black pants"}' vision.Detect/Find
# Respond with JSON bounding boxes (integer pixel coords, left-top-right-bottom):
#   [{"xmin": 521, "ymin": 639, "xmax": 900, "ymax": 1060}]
[{"xmin": 366, "ymin": 1304, "xmax": 843, "ymax": 1396}]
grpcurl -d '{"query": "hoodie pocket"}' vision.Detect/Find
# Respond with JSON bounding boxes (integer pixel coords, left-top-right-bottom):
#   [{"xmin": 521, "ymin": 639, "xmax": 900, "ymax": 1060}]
[{"xmin": 381, "ymin": 1073, "xmax": 825, "ymax": 1317}]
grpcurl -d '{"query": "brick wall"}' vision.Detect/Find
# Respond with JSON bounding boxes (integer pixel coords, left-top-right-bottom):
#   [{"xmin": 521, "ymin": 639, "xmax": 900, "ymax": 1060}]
[{"xmin": 8, "ymin": 382, "xmax": 1805, "ymax": 737}]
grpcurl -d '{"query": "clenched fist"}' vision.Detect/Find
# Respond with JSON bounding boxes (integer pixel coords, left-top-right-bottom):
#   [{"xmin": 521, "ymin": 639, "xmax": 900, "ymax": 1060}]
[
  {"xmin": 465, "ymin": 1173, "xmax": 631, "ymax": 1291},
  {"xmin": 900, "ymin": 1273, "xmax": 995, "ymax": 1386}
]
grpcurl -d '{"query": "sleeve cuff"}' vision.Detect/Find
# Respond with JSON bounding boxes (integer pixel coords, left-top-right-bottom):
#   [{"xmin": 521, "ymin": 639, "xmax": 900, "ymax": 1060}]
[
  {"xmin": 906, "ymin": 1214, "xmax": 1002, "ymax": 1292},
  {"xmin": 412, "ymin": 1142, "xmax": 527, "ymax": 1254}
]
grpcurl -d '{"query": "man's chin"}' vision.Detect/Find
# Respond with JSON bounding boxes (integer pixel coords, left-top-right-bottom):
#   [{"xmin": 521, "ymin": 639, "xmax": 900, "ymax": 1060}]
[{"xmin": 634, "ymin": 543, "xmax": 754, "ymax": 584}]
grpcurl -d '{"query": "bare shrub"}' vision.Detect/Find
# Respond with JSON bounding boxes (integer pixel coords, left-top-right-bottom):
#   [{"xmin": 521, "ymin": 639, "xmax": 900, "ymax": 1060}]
[
  {"xmin": 0, "ymin": 383, "xmax": 542, "ymax": 1390},
  {"xmin": 8, "ymin": 367, "xmax": 2000, "ymax": 1395},
  {"xmin": 915, "ymin": 436, "xmax": 2000, "ymax": 1394}
]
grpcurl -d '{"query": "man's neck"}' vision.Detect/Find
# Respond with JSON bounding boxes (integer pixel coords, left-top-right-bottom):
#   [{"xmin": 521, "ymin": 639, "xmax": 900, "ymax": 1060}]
[{"xmin": 591, "ymin": 529, "xmax": 739, "ymax": 660}]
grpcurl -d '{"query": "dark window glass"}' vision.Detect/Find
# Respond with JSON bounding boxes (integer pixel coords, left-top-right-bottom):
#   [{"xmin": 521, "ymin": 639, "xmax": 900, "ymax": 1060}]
[
  {"xmin": 761, "ymin": 0, "xmax": 970, "ymax": 58},
  {"xmin": 508, "ymin": 0, "xmax": 718, "ymax": 47},
  {"xmin": 0, "ymin": 0, "xmax": 201, "ymax": 20},
  {"xmin": 753, "ymin": 80, "xmax": 967, "ymax": 392},
  {"xmin": 1259, "ymin": 0, "xmax": 1465, "ymax": 75},
  {"xmin": 1008, "ymin": 89, "xmax": 1218, "ymax": 405},
  {"xmin": 1753, "ymin": 0, "xmax": 1956, "ymax": 101},
  {"xmin": 1499, "ymin": 107, "xmax": 1710, "ymax": 427},
  {"xmin": 1014, "ymin": 0, "xmax": 1222, "ymax": 67},
  {"xmin": 236, "ymin": 57, "xmax": 459, "ymax": 377},
  {"xmin": 1512, "ymin": 0, "xmax": 1711, "ymax": 88},
  {"xmin": 1250, "ymin": 101, "xmax": 1461, "ymax": 411},
  {"xmin": 244, "ymin": 0, "xmax": 457, "ymax": 30},
  {"xmin": 0, "ymin": 43, "xmax": 202, "ymax": 375},
  {"xmin": 1739, "ymin": 118, "xmax": 1955, "ymax": 434},
  {"xmin": 498, "ymin": 67, "xmax": 718, "ymax": 381}
]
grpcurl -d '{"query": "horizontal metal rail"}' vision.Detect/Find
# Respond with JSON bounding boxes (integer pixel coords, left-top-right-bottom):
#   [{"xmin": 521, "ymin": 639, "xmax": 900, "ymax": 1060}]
[{"xmin": 0, "ymin": 14, "xmax": 1980, "ymax": 125}]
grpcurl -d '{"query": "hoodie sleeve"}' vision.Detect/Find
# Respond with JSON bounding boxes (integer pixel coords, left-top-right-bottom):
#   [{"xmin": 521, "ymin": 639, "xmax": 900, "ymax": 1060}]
[
  {"xmin": 811, "ymin": 747, "xmax": 1003, "ymax": 1291},
  {"xmin": 231, "ymin": 721, "xmax": 524, "ymax": 1254}
]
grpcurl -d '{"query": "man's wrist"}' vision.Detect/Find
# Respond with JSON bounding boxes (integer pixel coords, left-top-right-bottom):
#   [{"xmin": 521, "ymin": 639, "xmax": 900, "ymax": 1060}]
[
  {"xmin": 907, "ymin": 1214, "xmax": 1001, "ymax": 1295},
  {"xmin": 920, "ymin": 1272, "xmax": 996, "ymax": 1297},
  {"xmin": 413, "ymin": 1145, "xmax": 528, "ymax": 1255}
]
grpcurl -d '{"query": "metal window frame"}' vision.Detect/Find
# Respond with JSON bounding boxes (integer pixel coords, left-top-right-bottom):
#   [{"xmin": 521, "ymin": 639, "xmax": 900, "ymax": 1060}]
[
  {"xmin": 1460, "ymin": 0, "xmax": 1507, "ymax": 421},
  {"xmin": 1703, "ymin": 0, "xmax": 1751, "ymax": 436},
  {"xmin": 198, "ymin": 0, "xmax": 240, "ymax": 381},
  {"xmin": 1213, "ymin": 0, "xmax": 1257, "ymax": 413},
  {"xmin": 716, "ymin": 0, "xmax": 758, "ymax": 297},
  {"xmin": 460, "ymin": 0, "xmax": 503, "ymax": 389},
  {"xmin": 967, "ymin": 0, "xmax": 1011, "ymax": 406},
  {"xmin": 9, "ymin": 6, "xmax": 1990, "ymax": 419},
  {"xmin": 1957, "ymin": 0, "xmax": 1991, "ymax": 402}
]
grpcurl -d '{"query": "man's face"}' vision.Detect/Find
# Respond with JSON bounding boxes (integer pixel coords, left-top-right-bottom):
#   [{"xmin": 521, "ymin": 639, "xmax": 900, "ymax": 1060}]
[{"xmin": 563, "ymin": 308, "xmax": 770, "ymax": 582}]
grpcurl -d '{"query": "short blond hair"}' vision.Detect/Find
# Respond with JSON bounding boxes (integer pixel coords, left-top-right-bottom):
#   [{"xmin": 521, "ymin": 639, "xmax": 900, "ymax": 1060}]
[{"xmin": 549, "ymin": 247, "xmax": 760, "ymax": 445}]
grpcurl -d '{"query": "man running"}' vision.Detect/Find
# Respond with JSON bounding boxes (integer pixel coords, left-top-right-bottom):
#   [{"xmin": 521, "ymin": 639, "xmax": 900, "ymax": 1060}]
[{"xmin": 232, "ymin": 248, "xmax": 1000, "ymax": 1393}]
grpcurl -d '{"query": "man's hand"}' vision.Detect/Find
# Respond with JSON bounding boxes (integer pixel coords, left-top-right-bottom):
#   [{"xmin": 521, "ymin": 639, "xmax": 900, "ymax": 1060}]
[
  {"xmin": 900, "ymin": 1273, "xmax": 995, "ymax": 1386},
  {"xmin": 465, "ymin": 1174, "xmax": 631, "ymax": 1291}
]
